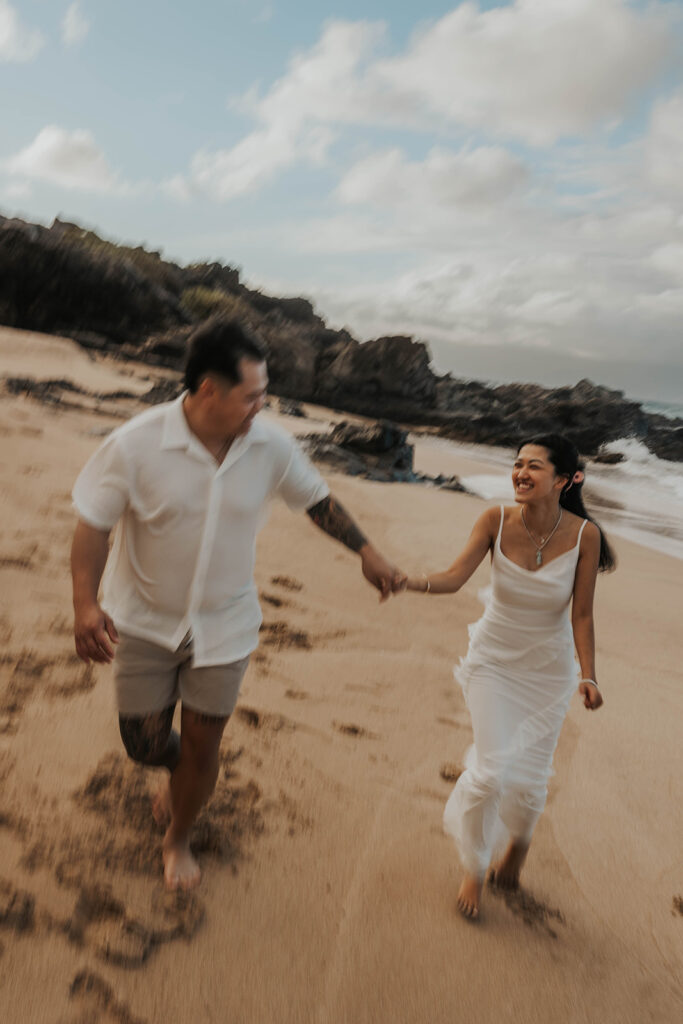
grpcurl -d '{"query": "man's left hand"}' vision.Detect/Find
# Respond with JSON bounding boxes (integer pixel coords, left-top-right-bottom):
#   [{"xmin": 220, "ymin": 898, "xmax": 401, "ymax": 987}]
[{"xmin": 361, "ymin": 545, "xmax": 404, "ymax": 602}]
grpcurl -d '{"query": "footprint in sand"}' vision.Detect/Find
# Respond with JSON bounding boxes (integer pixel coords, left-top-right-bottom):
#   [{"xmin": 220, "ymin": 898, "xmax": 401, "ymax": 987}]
[
  {"xmin": 488, "ymin": 881, "xmax": 565, "ymax": 939},
  {"xmin": 47, "ymin": 662, "xmax": 96, "ymax": 699},
  {"xmin": 0, "ymin": 878, "xmax": 35, "ymax": 933},
  {"xmin": 61, "ymin": 970, "xmax": 148, "ymax": 1024},
  {"xmin": 333, "ymin": 722, "xmax": 379, "ymax": 740},
  {"xmin": 66, "ymin": 883, "xmax": 152, "ymax": 968},
  {"xmin": 65, "ymin": 883, "xmax": 205, "ymax": 968},
  {"xmin": 235, "ymin": 705, "xmax": 294, "ymax": 733},
  {"xmin": 0, "ymin": 650, "xmax": 96, "ymax": 732},
  {"xmin": 0, "ymin": 550, "xmax": 36, "ymax": 570},
  {"xmin": 672, "ymin": 895, "xmax": 683, "ymax": 916},
  {"xmin": 0, "ymin": 650, "xmax": 56, "ymax": 732},
  {"xmin": 252, "ymin": 650, "xmax": 270, "ymax": 672},
  {"xmin": 260, "ymin": 591, "xmax": 289, "ymax": 608},
  {"xmin": 270, "ymin": 574, "xmax": 304, "ymax": 591},
  {"xmin": 260, "ymin": 620, "xmax": 311, "ymax": 650}
]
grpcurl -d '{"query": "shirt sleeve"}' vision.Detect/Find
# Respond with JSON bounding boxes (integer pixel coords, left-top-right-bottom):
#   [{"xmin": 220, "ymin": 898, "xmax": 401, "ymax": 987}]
[
  {"xmin": 72, "ymin": 433, "xmax": 130, "ymax": 531},
  {"xmin": 275, "ymin": 437, "xmax": 330, "ymax": 512}
]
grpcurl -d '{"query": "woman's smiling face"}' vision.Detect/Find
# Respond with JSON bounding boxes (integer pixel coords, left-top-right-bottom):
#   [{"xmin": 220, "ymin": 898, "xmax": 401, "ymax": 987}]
[{"xmin": 512, "ymin": 444, "xmax": 567, "ymax": 502}]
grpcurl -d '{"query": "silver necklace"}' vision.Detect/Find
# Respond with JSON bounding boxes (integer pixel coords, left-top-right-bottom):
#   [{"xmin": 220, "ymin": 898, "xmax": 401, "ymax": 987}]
[
  {"xmin": 212, "ymin": 436, "xmax": 232, "ymax": 463},
  {"xmin": 521, "ymin": 507, "xmax": 562, "ymax": 566}
]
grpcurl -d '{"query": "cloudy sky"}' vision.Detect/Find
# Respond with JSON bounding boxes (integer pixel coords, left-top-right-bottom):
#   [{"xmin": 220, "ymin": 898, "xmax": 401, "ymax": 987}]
[{"xmin": 2, "ymin": 1, "xmax": 683, "ymax": 402}]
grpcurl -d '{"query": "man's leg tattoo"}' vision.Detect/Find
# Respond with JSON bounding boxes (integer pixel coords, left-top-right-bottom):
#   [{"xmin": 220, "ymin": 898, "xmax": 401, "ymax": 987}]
[{"xmin": 119, "ymin": 705, "xmax": 180, "ymax": 772}]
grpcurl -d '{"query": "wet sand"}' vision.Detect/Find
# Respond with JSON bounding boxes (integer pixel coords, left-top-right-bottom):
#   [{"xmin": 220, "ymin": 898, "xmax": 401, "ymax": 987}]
[{"xmin": 0, "ymin": 326, "xmax": 681, "ymax": 1023}]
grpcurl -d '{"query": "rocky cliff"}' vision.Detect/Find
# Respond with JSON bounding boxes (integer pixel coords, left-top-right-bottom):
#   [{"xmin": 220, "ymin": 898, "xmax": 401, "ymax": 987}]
[{"xmin": 1, "ymin": 214, "xmax": 680, "ymax": 460}]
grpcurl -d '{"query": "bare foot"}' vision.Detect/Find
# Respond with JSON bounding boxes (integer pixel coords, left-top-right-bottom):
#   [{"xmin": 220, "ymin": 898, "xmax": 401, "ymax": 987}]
[
  {"xmin": 152, "ymin": 777, "xmax": 172, "ymax": 827},
  {"xmin": 489, "ymin": 841, "xmax": 528, "ymax": 890},
  {"xmin": 457, "ymin": 874, "xmax": 483, "ymax": 920},
  {"xmin": 162, "ymin": 832, "xmax": 201, "ymax": 891}
]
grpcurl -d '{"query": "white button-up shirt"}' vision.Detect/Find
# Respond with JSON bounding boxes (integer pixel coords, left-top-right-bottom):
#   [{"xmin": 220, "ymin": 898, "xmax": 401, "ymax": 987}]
[{"xmin": 72, "ymin": 394, "xmax": 329, "ymax": 666}]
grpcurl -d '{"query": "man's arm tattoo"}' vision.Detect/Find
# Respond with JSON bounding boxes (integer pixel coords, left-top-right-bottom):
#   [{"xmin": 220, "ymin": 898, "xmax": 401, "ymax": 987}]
[{"xmin": 306, "ymin": 495, "xmax": 367, "ymax": 553}]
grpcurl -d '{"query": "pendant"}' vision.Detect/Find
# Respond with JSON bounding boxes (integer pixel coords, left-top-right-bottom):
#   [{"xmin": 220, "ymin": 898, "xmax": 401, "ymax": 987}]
[{"xmin": 536, "ymin": 550, "xmax": 543, "ymax": 566}]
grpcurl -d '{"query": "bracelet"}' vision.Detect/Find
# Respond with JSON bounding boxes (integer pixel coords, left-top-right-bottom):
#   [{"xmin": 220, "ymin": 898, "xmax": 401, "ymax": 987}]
[
  {"xmin": 580, "ymin": 677, "xmax": 599, "ymax": 688},
  {"xmin": 421, "ymin": 573, "xmax": 431, "ymax": 593}
]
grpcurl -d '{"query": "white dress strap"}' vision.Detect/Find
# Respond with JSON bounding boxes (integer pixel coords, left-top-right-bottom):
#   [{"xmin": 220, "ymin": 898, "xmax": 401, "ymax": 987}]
[
  {"xmin": 577, "ymin": 518, "xmax": 588, "ymax": 544},
  {"xmin": 496, "ymin": 505, "xmax": 505, "ymax": 545}
]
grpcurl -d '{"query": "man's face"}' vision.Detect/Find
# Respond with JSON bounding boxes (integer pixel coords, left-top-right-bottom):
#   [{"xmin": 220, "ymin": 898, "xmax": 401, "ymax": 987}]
[{"xmin": 207, "ymin": 358, "xmax": 268, "ymax": 437}]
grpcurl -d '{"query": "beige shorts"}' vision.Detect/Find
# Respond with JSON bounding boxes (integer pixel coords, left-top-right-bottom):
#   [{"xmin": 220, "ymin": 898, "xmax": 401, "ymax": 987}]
[{"xmin": 113, "ymin": 631, "xmax": 250, "ymax": 718}]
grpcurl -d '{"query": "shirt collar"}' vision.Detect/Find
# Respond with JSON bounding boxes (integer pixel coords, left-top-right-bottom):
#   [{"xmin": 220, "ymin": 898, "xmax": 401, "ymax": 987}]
[
  {"xmin": 161, "ymin": 392, "xmax": 194, "ymax": 451},
  {"xmin": 160, "ymin": 391, "xmax": 270, "ymax": 452}
]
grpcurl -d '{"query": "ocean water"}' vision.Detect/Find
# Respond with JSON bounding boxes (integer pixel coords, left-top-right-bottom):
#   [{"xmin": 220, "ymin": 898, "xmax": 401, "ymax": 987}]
[
  {"xmin": 429, "ymin": 436, "xmax": 683, "ymax": 562},
  {"xmin": 641, "ymin": 399, "xmax": 683, "ymax": 421}
]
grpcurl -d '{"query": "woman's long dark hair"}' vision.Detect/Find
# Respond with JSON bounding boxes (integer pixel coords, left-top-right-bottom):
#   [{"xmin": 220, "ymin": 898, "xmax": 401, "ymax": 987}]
[{"xmin": 517, "ymin": 433, "xmax": 616, "ymax": 572}]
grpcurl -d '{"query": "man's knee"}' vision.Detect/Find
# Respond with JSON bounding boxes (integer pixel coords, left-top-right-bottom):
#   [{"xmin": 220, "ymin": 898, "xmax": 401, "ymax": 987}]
[
  {"xmin": 180, "ymin": 709, "xmax": 228, "ymax": 775},
  {"xmin": 119, "ymin": 710, "xmax": 179, "ymax": 770}
]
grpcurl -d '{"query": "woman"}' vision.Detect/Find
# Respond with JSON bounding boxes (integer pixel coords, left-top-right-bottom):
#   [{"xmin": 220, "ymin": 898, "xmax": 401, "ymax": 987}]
[{"xmin": 402, "ymin": 434, "xmax": 614, "ymax": 919}]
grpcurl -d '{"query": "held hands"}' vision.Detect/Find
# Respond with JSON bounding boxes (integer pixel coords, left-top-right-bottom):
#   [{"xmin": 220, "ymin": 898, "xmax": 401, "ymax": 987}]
[
  {"xmin": 360, "ymin": 546, "xmax": 407, "ymax": 602},
  {"xmin": 74, "ymin": 602, "xmax": 119, "ymax": 664},
  {"xmin": 578, "ymin": 680, "xmax": 603, "ymax": 710}
]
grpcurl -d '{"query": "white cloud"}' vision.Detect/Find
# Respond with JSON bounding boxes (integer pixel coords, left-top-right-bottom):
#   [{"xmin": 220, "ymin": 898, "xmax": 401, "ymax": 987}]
[
  {"xmin": 62, "ymin": 2, "xmax": 90, "ymax": 48},
  {"xmin": 161, "ymin": 174, "xmax": 192, "ymax": 202},
  {"xmin": 338, "ymin": 145, "xmax": 528, "ymax": 209},
  {"xmin": 182, "ymin": 19, "xmax": 381, "ymax": 200},
  {"xmin": 373, "ymin": 0, "xmax": 673, "ymax": 146},
  {"xmin": 181, "ymin": 1, "xmax": 675, "ymax": 203},
  {"xmin": 292, "ymin": 166, "xmax": 683, "ymax": 370},
  {"xmin": 650, "ymin": 244, "xmax": 683, "ymax": 283},
  {"xmin": 0, "ymin": 1, "xmax": 44, "ymax": 61},
  {"xmin": 645, "ymin": 88, "xmax": 683, "ymax": 198},
  {"xmin": 3, "ymin": 126, "xmax": 122, "ymax": 193}
]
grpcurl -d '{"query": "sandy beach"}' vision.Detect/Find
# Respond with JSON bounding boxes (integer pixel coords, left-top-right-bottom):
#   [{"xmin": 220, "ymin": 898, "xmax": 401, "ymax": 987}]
[{"xmin": 1, "ymin": 326, "xmax": 681, "ymax": 1024}]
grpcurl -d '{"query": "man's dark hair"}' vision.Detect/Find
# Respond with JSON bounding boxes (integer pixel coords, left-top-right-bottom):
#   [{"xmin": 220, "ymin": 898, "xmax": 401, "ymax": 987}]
[{"xmin": 184, "ymin": 317, "xmax": 268, "ymax": 393}]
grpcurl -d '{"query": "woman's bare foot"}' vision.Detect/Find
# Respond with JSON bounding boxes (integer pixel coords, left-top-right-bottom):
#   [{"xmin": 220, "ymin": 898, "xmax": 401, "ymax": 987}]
[
  {"xmin": 457, "ymin": 874, "xmax": 483, "ymax": 919},
  {"xmin": 162, "ymin": 831, "xmax": 201, "ymax": 891},
  {"xmin": 152, "ymin": 777, "xmax": 172, "ymax": 827},
  {"xmin": 489, "ymin": 841, "xmax": 528, "ymax": 890}
]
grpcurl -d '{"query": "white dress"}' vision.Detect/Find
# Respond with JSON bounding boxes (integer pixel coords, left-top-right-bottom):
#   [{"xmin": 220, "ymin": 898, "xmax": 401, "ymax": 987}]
[{"xmin": 443, "ymin": 506, "xmax": 587, "ymax": 877}]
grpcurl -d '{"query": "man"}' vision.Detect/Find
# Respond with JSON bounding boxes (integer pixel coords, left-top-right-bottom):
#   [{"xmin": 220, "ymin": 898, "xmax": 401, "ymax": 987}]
[{"xmin": 71, "ymin": 318, "xmax": 402, "ymax": 890}]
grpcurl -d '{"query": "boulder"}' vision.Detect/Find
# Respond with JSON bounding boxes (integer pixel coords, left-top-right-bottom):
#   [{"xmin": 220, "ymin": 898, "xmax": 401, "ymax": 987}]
[
  {"xmin": 304, "ymin": 419, "xmax": 469, "ymax": 490},
  {"xmin": 645, "ymin": 424, "xmax": 683, "ymax": 462},
  {"xmin": 304, "ymin": 420, "xmax": 415, "ymax": 481},
  {"xmin": 317, "ymin": 336, "xmax": 437, "ymax": 416},
  {"xmin": 259, "ymin": 325, "xmax": 320, "ymax": 399}
]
